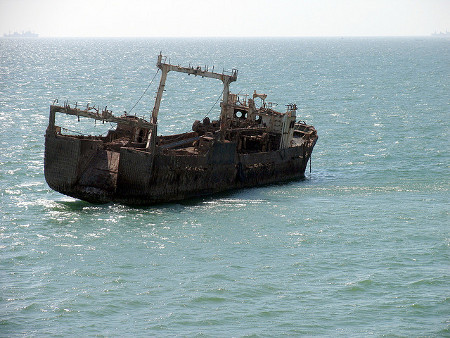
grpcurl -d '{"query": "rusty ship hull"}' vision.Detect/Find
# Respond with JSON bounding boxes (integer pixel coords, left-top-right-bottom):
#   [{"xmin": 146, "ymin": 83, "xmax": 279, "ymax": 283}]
[
  {"xmin": 44, "ymin": 127, "xmax": 316, "ymax": 205},
  {"xmin": 44, "ymin": 55, "xmax": 317, "ymax": 205}
]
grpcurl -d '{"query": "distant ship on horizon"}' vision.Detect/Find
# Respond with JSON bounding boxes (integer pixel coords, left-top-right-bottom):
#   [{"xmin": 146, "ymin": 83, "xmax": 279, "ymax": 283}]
[
  {"xmin": 431, "ymin": 30, "xmax": 450, "ymax": 37},
  {"xmin": 3, "ymin": 31, "xmax": 39, "ymax": 38}
]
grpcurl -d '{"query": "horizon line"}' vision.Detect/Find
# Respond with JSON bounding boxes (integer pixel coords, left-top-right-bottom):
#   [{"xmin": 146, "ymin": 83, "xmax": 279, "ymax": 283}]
[{"xmin": 1, "ymin": 34, "xmax": 440, "ymax": 39}]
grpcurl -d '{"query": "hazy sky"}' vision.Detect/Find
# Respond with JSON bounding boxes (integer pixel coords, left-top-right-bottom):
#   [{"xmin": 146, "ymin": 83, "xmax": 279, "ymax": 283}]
[{"xmin": 1, "ymin": 0, "xmax": 449, "ymax": 37}]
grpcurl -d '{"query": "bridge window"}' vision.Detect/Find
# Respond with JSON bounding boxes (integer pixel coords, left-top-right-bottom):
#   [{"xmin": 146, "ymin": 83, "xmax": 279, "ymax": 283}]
[{"xmin": 234, "ymin": 110, "xmax": 247, "ymax": 119}]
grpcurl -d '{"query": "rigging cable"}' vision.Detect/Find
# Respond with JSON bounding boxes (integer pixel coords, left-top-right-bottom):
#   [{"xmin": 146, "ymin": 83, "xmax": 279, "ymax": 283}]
[
  {"xmin": 310, "ymin": 153, "xmax": 312, "ymax": 173},
  {"xmin": 203, "ymin": 86, "xmax": 225, "ymax": 120},
  {"xmin": 128, "ymin": 68, "xmax": 160, "ymax": 115}
]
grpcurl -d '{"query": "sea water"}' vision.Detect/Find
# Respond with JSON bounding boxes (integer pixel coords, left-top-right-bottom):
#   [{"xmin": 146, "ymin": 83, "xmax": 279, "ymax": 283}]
[{"xmin": 0, "ymin": 37, "xmax": 448, "ymax": 336}]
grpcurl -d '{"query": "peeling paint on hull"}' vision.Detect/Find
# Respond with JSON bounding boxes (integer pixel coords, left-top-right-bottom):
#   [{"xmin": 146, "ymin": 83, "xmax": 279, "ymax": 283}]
[{"xmin": 44, "ymin": 133, "xmax": 317, "ymax": 205}]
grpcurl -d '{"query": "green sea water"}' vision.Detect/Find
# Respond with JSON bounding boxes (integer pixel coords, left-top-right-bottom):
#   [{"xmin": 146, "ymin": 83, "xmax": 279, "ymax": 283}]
[{"xmin": 1, "ymin": 37, "xmax": 449, "ymax": 336}]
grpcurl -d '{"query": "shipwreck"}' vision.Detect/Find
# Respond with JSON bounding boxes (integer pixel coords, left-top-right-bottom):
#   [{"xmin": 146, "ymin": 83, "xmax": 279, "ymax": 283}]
[{"xmin": 44, "ymin": 54, "xmax": 318, "ymax": 205}]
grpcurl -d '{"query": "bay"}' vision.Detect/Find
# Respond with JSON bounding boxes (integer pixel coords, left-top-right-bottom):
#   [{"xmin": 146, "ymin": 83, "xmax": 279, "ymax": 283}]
[{"xmin": 0, "ymin": 37, "xmax": 448, "ymax": 336}]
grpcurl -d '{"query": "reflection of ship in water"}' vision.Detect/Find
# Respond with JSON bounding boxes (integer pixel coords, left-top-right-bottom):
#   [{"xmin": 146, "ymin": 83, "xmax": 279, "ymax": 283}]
[
  {"xmin": 3, "ymin": 31, "xmax": 39, "ymax": 38},
  {"xmin": 431, "ymin": 30, "xmax": 450, "ymax": 37}
]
